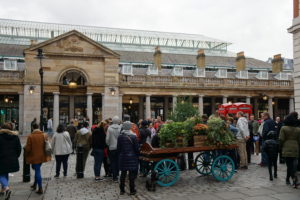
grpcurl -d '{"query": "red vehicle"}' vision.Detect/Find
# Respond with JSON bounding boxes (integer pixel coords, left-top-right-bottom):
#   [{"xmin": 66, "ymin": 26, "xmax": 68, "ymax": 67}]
[{"xmin": 218, "ymin": 103, "xmax": 252, "ymax": 119}]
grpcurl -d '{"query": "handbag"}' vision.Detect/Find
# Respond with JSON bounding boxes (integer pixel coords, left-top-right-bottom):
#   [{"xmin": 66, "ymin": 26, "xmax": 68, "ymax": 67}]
[{"xmin": 44, "ymin": 134, "xmax": 52, "ymax": 156}]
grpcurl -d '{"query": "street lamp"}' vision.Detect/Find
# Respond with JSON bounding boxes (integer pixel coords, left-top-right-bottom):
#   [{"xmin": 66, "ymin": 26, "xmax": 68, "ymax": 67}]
[
  {"xmin": 37, "ymin": 48, "xmax": 45, "ymax": 130},
  {"xmin": 129, "ymin": 98, "xmax": 133, "ymax": 105}
]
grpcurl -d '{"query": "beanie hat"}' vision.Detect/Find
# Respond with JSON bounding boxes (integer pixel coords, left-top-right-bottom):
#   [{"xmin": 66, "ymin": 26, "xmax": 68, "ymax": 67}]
[
  {"xmin": 112, "ymin": 116, "xmax": 120, "ymax": 124},
  {"xmin": 122, "ymin": 121, "xmax": 132, "ymax": 130}
]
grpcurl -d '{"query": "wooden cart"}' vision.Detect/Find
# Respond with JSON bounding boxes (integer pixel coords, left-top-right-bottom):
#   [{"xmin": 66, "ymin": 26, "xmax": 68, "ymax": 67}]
[{"xmin": 139, "ymin": 143, "xmax": 238, "ymax": 187}]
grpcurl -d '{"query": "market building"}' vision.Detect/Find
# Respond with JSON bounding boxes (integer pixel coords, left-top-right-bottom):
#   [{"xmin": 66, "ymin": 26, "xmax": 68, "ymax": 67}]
[
  {"xmin": 289, "ymin": 0, "xmax": 300, "ymax": 114},
  {"xmin": 0, "ymin": 19, "xmax": 294, "ymax": 134}
]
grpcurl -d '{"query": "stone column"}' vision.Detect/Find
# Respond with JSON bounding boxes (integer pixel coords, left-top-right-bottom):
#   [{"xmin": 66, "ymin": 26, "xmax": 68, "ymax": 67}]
[
  {"xmin": 268, "ymin": 96, "xmax": 274, "ymax": 119},
  {"xmin": 146, "ymin": 94, "xmax": 151, "ymax": 120},
  {"xmin": 198, "ymin": 95, "xmax": 204, "ymax": 116},
  {"xmin": 164, "ymin": 96, "xmax": 169, "ymax": 121},
  {"xmin": 254, "ymin": 97, "xmax": 258, "ymax": 119},
  {"xmin": 53, "ymin": 92, "xmax": 60, "ymax": 131},
  {"xmin": 18, "ymin": 92, "xmax": 24, "ymax": 134},
  {"xmin": 290, "ymin": 97, "xmax": 295, "ymax": 113},
  {"xmin": 211, "ymin": 97, "xmax": 216, "ymax": 115},
  {"xmin": 222, "ymin": 96, "xmax": 228, "ymax": 104},
  {"xmin": 246, "ymin": 96, "xmax": 251, "ymax": 104},
  {"xmin": 87, "ymin": 93, "xmax": 93, "ymax": 128},
  {"xmin": 172, "ymin": 95, "xmax": 177, "ymax": 112},
  {"xmin": 274, "ymin": 98, "xmax": 279, "ymax": 117},
  {"xmin": 138, "ymin": 96, "xmax": 144, "ymax": 120},
  {"xmin": 69, "ymin": 96, "xmax": 75, "ymax": 120},
  {"xmin": 119, "ymin": 94, "xmax": 123, "ymax": 119}
]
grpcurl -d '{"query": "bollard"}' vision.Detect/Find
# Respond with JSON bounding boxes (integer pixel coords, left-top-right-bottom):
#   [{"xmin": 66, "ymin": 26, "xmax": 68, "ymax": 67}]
[
  {"xmin": 76, "ymin": 145, "xmax": 84, "ymax": 178},
  {"xmin": 23, "ymin": 147, "xmax": 30, "ymax": 182}
]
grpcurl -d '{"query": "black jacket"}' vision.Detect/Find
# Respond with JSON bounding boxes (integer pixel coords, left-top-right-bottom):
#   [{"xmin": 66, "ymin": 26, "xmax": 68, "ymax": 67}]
[
  {"xmin": 262, "ymin": 118, "xmax": 277, "ymax": 141},
  {"xmin": 0, "ymin": 129, "xmax": 22, "ymax": 174},
  {"xmin": 139, "ymin": 127, "xmax": 151, "ymax": 145},
  {"xmin": 91, "ymin": 127, "xmax": 106, "ymax": 150},
  {"xmin": 263, "ymin": 139, "xmax": 279, "ymax": 159}
]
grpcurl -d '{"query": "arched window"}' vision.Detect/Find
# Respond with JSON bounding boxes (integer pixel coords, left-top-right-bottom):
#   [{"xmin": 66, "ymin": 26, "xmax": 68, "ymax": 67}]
[{"xmin": 60, "ymin": 70, "xmax": 87, "ymax": 88}]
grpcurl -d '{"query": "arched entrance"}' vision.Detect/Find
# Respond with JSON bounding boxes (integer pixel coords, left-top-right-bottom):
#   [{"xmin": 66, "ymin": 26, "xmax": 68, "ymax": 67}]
[{"xmin": 43, "ymin": 69, "xmax": 102, "ymax": 128}]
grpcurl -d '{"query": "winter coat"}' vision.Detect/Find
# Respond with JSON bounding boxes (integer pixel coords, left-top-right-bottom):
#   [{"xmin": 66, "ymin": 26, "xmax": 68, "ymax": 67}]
[
  {"xmin": 229, "ymin": 124, "xmax": 238, "ymax": 138},
  {"xmin": 74, "ymin": 128, "xmax": 92, "ymax": 150},
  {"xmin": 66, "ymin": 124, "xmax": 77, "ymax": 140},
  {"xmin": 117, "ymin": 130, "xmax": 140, "ymax": 171},
  {"xmin": 0, "ymin": 129, "xmax": 21, "ymax": 174},
  {"xmin": 263, "ymin": 139, "xmax": 279, "ymax": 159},
  {"xmin": 236, "ymin": 117, "xmax": 250, "ymax": 139},
  {"xmin": 249, "ymin": 120, "xmax": 259, "ymax": 136},
  {"xmin": 25, "ymin": 129, "xmax": 51, "ymax": 164},
  {"xmin": 92, "ymin": 127, "xmax": 106, "ymax": 150},
  {"xmin": 262, "ymin": 118, "xmax": 277, "ymax": 141},
  {"xmin": 279, "ymin": 126, "xmax": 300, "ymax": 158},
  {"xmin": 106, "ymin": 124, "xmax": 121, "ymax": 150},
  {"xmin": 139, "ymin": 127, "xmax": 151, "ymax": 145},
  {"xmin": 51, "ymin": 131, "xmax": 72, "ymax": 155}
]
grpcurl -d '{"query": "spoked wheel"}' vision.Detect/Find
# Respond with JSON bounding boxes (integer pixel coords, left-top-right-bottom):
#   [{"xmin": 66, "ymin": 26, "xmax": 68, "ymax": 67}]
[
  {"xmin": 195, "ymin": 152, "xmax": 213, "ymax": 175},
  {"xmin": 154, "ymin": 159, "xmax": 180, "ymax": 187},
  {"xmin": 211, "ymin": 155, "xmax": 235, "ymax": 182}
]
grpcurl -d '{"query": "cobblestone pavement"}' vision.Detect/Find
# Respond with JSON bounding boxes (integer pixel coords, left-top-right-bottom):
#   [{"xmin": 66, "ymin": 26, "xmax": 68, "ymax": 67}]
[{"xmin": 5, "ymin": 137, "xmax": 300, "ymax": 200}]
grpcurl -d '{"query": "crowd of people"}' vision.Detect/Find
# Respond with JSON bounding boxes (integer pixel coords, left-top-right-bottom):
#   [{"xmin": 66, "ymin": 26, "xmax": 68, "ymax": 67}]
[{"xmin": 0, "ymin": 111, "xmax": 300, "ymax": 199}]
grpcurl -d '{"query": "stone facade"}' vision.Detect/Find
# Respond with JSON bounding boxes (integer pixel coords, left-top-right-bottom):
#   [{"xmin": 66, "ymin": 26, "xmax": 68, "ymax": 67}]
[{"xmin": 289, "ymin": 0, "xmax": 300, "ymax": 113}]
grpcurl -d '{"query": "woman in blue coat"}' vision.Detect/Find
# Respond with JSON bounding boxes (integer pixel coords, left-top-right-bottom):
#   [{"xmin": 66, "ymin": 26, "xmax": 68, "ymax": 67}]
[{"xmin": 117, "ymin": 121, "xmax": 140, "ymax": 195}]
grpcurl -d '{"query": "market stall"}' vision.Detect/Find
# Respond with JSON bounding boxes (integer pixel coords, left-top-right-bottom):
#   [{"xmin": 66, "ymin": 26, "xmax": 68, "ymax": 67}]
[{"xmin": 139, "ymin": 117, "xmax": 238, "ymax": 187}]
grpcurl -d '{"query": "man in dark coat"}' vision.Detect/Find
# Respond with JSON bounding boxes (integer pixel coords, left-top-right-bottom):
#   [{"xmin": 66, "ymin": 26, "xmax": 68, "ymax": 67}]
[
  {"xmin": 0, "ymin": 123, "xmax": 22, "ymax": 199},
  {"xmin": 118, "ymin": 121, "xmax": 140, "ymax": 195},
  {"xmin": 261, "ymin": 112, "xmax": 277, "ymax": 166},
  {"xmin": 263, "ymin": 131, "xmax": 279, "ymax": 181}
]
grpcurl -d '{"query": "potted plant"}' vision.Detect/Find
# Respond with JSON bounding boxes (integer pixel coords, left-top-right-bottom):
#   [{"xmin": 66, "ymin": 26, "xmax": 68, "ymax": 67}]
[
  {"xmin": 159, "ymin": 122, "xmax": 187, "ymax": 148},
  {"xmin": 193, "ymin": 124, "xmax": 208, "ymax": 146},
  {"xmin": 206, "ymin": 117, "xmax": 235, "ymax": 146}
]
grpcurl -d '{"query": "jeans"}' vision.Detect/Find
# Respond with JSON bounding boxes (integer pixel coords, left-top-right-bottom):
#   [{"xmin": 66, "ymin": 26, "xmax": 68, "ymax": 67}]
[
  {"xmin": 286, "ymin": 157, "xmax": 298, "ymax": 181},
  {"xmin": 267, "ymin": 155, "xmax": 278, "ymax": 178},
  {"xmin": 32, "ymin": 164, "xmax": 42, "ymax": 188},
  {"xmin": 109, "ymin": 150, "xmax": 119, "ymax": 180},
  {"xmin": 93, "ymin": 149, "xmax": 104, "ymax": 177},
  {"xmin": 120, "ymin": 170, "xmax": 137, "ymax": 193},
  {"xmin": 0, "ymin": 174, "xmax": 8, "ymax": 189},
  {"xmin": 261, "ymin": 141, "xmax": 268, "ymax": 165},
  {"xmin": 55, "ymin": 154, "xmax": 69, "ymax": 176}
]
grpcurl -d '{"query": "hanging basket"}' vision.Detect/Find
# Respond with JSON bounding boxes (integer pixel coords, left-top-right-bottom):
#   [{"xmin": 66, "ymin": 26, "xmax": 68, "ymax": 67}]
[{"xmin": 193, "ymin": 135, "xmax": 207, "ymax": 147}]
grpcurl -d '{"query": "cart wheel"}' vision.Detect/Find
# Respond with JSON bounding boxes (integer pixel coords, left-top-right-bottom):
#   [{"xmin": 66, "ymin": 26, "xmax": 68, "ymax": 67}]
[
  {"xmin": 154, "ymin": 159, "xmax": 180, "ymax": 187},
  {"xmin": 195, "ymin": 152, "xmax": 213, "ymax": 175},
  {"xmin": 211, "ymin": 155, "xmax": 235, "ymax": 182}
]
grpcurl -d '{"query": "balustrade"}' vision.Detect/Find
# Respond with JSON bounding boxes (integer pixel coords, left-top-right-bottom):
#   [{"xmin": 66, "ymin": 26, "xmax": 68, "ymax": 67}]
[{"xmin": 120, "ymin": 74, "xmax": 293, "ymax": 90}]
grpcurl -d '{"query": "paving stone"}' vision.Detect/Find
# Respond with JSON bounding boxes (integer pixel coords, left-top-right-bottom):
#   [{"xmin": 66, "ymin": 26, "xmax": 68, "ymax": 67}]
[{"xmin": 6, "ymin": 137, "xmax": 300, "ymax": 200}]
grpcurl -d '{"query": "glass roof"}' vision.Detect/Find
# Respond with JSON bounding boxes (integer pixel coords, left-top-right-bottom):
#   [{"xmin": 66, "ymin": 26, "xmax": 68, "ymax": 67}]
[{"xmin": 0, "ymin": 18, "xmax": 231, "ymax": 54}]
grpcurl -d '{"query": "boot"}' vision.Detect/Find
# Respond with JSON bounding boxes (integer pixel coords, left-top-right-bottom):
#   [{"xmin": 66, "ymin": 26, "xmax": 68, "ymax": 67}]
[
  {"xmin": 36, "ymin": 188, "xmax": 43, "ymax": 195},
  {"xmin": 30, "ymin": 182, "xmax": 37, "ymax": 191},
  {"xmin": 293, "ymin": 177, "xmax": 298, "ymax": 189}
]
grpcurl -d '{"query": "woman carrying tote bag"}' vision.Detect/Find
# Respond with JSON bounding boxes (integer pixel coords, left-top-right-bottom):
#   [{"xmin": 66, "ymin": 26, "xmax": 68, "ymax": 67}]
[{"xmin": 51, "ymin": 124, "xmax": 73, "ymax": 178}]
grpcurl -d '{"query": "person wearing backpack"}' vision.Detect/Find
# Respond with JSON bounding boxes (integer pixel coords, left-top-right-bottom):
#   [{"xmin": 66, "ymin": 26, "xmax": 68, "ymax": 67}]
[{"xmin": 74, "ymin": 122, "xmax": 92, "ymax": 175}]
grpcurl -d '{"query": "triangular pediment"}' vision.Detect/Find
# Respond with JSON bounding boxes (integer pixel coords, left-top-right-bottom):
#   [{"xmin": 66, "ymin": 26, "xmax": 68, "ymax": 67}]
[{"xmin": 25, "ymin": 30, "xmax": 120, "ymax": 58}]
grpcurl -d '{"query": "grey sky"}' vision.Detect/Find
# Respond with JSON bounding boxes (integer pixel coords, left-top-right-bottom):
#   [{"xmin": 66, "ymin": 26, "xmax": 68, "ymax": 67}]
[{"xmin": 0, "ymin": 0, "xmax": 293, "ymax": 61}]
